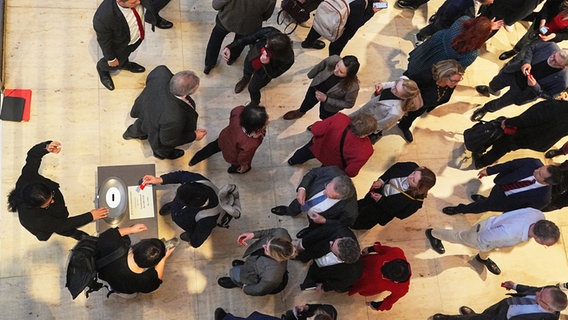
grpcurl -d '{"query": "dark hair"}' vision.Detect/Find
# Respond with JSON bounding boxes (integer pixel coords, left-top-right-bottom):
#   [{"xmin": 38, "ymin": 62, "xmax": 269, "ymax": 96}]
[
  {"xmin": 331, "ymin": 175, "xmax": 356, "ymax": 200},
  {"xmin": 336, "ymin": 237, "xmax": 360, "ymax": 263},
  {"xmin": 240, "ymin": 105, "xmax": 269, "ymax": 135},
  {"xmin": 451, "ymin": 17, "xmax": 492, "ymax": 53},
  {"xmin": 266, "ymin": 33, "xmax": 292, "ymax": 59},
  {"xmin": 313, "ymin": 314, "xmax": 333, "ymax": 320},
  {"xmin": 533, "ymin": 220, "xmax": 561, "ymax": 244},
  {"xmin": 410, "ymin": 167, "xmax": 437, "ymax": 199},
  {"xmin": 545, "ymin": 165, "xmax": 562, "ymax": 185},
  {"xmin": 8, "ymin": 183, "xmax": 52, "ymax": 211},
  {"xmin": 339, "ymin": 55, "xmax": 360, "ymax": 90},
  {"xmin": 176, "ymin": 182, "xmax": 209, "ymax": 208},
  {"xmin": 132, "ymin": 239, "xmax": 166, "ymax": 268},
  {"xmin": 381, "ymin": 258, "xmax": 411, "ymax": 283}
]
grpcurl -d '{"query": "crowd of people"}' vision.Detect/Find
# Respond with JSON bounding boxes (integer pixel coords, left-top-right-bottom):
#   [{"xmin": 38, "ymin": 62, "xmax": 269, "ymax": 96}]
[{"xmin": 8, "ymin": 0, "xmax": 568, "ymax": 318}]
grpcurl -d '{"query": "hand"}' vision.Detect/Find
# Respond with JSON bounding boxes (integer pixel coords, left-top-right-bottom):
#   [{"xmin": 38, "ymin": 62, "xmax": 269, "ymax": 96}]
[
  {"xmin": 46, "ymin": 141, "xmax": 62, "ymax": 154},
  {"xmin": 315, "ymin": 283, "xmax": 324, "ymax": 293},
  {"xmin": 477, "ymin": 168, "xmax": 488, "ymax": 179},
  {"xmin": 308, "ymin": 212, "xmax": 326, "ymax": 224},
  {"xmin": 107, "ymin": 59, "xmax": 119, "ymax": 67},
  {"xmin": 374, "ymin": 83, "xmax": 384, "ymax": 95},
  {"xmin": 164, "ymin": 246, "xmax": 176, "ymax": 258},
  {"xmin": 260, "ymin": 52, "xmax": 270, "ymax": 64},
  {"xmin": 129, "ymin": 223, "xmax": 148, "ymax": 233},
  {"xmin": 142, "ymin": 175, "xmax": 162, "ymax": 185},
  {"xmin": 90, "ymin": 207, "xmax": 109, "ymax": 220},
  {"xmin": 490, "ymin": 18, "xmax": 504, "ymax": 30},
  {"xmin": 221, "ymin": 47, "xmax": 231, "ymax": 62},
  {"xmin": 370, "ymin": 192, "xmax": 382, "ymax": 202},
  {"xmin": 315, "ymin": 90, "xmax": 327, "ymax": 102},
  {"xmin": 294, "ymin": 305, "xmax": 309, "ymax": 314},
  {"xmin": 540, "ymin": 33, "xmax": 556, "ymax": 41},
  {"xmin": 521, "ymin": 63, "xmax": 531, "ymax": 76},
  {"xmin": 237, "ymin": 232, "xmax": 254, "ymax": 246},
  {"xmin": 195, "ymin": 129, "xmax": 207, "ymax": 141},
  {"xmin": 370, "ymin": 180, "xmax": 384, "ymax": 190},
  {"xmin": 527, "ymin": 74, "xmax": 537, "ymax": 87},
  {"xmin": 502, "ymin": 281, "xmax": 515, "ymax": 290},
  {"xmin": 296, "ymin": 188, "xmax": 307, "ymax": 206},
  {"xmin": 500, "ymin": 119, "xmax": 507, "ymax": 130}
]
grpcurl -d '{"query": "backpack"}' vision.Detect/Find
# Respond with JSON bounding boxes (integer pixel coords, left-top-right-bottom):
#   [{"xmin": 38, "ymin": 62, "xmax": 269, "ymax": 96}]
[
  {"xmin": 65, "ymin": 235, "xmax": 129, "ymax": 299},
  {"xmin": 463, "ymin": 117, "xmax": 505, "ymax": 153},
  {"xmin": 312, "ymin": 0, "xmax": 352, "ymax": 41},
  {"xmin": 277, "ymin": 0, "xmax": 310, "ymax": 34}
]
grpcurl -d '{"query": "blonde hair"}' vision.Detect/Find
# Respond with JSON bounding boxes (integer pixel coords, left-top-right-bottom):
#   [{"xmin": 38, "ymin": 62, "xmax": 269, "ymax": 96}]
[
  {"xmin": 266, "ymin": 238, "xmax": 295, "ymax": 261},
  {"xmin": 397, "ymin": 78, "xmax": 420, "ymax": 112}
]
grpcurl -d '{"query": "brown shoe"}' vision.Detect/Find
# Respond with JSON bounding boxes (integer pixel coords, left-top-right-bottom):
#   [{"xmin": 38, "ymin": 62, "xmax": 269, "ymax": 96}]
[
  {"xmin": 283, "ymin": 109, "xmax": 305, "ymax": 120},
  {"xmin": 234, "ymin": 77, "xmax": 250, "ymax": 94}
]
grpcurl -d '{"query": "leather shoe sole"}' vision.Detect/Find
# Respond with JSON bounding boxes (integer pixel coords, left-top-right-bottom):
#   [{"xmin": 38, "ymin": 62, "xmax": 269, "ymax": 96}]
[
  {"xmin": 97, "ymin": 67, "xmax": 115, "ymax": 91},
  {"xmin": 159, "ymin": 203, "xmax": 172, "ymax": 216},
  {"xmin": 154, "ymin": 149, "xmax": 184, "ymax": 160},
  {"xmin": 470, "ymin": 108, "xmax": 487, "ymax": 122},
  {"xmin": 218, "ymin": 277, "xmax": 239, "ymax": 289},
  {"xmin": 545, "ymin": 149, "xmax": 563, "ymax": 159},
  {"xmin": 271, "ymin": 206, "xmax": 288, "ymax": 216},
  {"xmin": 442, "ymin": 206, "xmax": 458, "ymax": 215},
  {"xmin": 499, "ymin": 50, "xmax": 517, "ymax": 60},
  {"xmin": 234, "ymin": 77, "xmax": 250, "ymax": 93},
  {"xmin": 475, "ymin": 254, "xmax": 501, "ymax": 275},
  {"xmin": 395, "ymin": 0, "xmax": 419, "ymax": 9},
  {"xmin": 122, "ymin": 132, "xmax": 147, "ymax": 140},
  {"xmin": 432, "ymin": 314, "xmax": 450, "ymax": 320},
  {"xmin": 283, "ymin": 110, "xmax": 305, "ymax": 120},
  {"xmin": 301, "ymin": 39, "xmax": 325, "ymax": 49},
  {"xmin": 425, "ymin": 228, "xmax": 445, "ymax": 254},
  {"xmin": 459, "ymin": 306, "xmax": 475, "ymax": 315}
]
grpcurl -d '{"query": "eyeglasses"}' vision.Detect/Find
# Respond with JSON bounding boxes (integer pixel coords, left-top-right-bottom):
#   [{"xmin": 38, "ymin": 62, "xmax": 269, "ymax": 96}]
[{"xmin": 448, "ymin": 77, "xmax": 463, "ymax": 84}]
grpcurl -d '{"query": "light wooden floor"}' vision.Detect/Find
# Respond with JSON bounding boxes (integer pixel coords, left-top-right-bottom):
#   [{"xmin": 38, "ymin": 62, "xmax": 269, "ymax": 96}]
[{"xmin": 1, "ymin": 0, "xmax": 568, "ymax": 319}]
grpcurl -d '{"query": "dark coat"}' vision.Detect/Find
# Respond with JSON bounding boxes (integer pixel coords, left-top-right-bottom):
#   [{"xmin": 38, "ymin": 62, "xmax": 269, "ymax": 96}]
[
  {"xmin": 480, "ymin": 0, "xmax": 541, "ymax": 25},
  {"xmin": 129, "ymin": 65, "xmax": 199, "ymax": 155}
]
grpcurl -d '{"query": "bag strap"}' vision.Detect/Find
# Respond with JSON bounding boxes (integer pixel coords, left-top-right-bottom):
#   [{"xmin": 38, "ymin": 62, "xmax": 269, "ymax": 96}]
[
  {"xmin": 386, "ymin": 182, "xmax": 423, "ymax": 202},
  {"xmin": 276, "ymin": 10, "xmax": 299, "ymax": 35},
  {"xmin": 95, "ymin": 244, "xmax": 129, "ymax": 270},
  {"xmin": 339, "ymin": 126, "xmax": 349, "ymax": 169}
]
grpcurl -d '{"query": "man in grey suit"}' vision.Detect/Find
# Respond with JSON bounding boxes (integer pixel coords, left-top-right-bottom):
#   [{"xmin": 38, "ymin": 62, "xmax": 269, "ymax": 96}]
[
  {"xmin": 123, "ymin": 65, "xmax": 207, "ymax": 160},
  {"xmin": 433, "ymin": 281, "xmax": 567, "ymax": 320},
  {"xmin": 271, "ymin": 166, "xmax": 357, "ymax": 237},
  {"xmin": 472, "ymin": 42, "xmax": 568, "ymax": 121}
]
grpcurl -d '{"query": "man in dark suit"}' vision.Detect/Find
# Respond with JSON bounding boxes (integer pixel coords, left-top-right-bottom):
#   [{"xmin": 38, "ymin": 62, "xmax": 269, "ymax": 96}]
[
  {"xmin": 123, "ymin": 65, "xmax": 207, "ymax": 160},
  {"xmin": 296, "ymin": 221, "xmax": 362, "ymax": 293},
  {"xmin": 433, "ymin": 282, "xmax": 567, "ymax": 319},
  {"xmin": 93, "ymin": 0, "xmax": 173, "ymax": 91},
  {"xmin": 443, "ymin": 158, "xmax": 560, "ymax": 215},
  {"xmin": 271, "ymin": 166, "xmax": 357, "ymax": 235},
  {"xmin": 472, "ymin": 42, "xmax": 568, "ymax": 121}
]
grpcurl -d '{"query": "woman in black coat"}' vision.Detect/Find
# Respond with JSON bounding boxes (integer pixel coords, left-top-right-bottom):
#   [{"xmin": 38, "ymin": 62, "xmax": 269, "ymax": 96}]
[{"xmin": 352, "ymin": 162, "xmax": 436, "ymax": 229}]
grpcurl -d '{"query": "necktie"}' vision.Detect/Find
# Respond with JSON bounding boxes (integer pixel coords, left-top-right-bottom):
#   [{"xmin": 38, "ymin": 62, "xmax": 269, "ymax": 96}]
[
  {"xmin": 301, "ymin": 194, "xmax": 327, "ymax": 212},
  {"xmin": 506, "ymin": 296, "xmax": 537, "ymax": 305},
  {"xmin": 501, "ymin": 179, "xmax": 536, "ymax": 192},
  {"xmin": 131, "ymin": 8, "xmax": 145, "ymax": 40}
]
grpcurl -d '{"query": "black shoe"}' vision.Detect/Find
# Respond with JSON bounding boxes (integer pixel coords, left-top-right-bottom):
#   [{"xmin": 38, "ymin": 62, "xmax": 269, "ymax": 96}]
[
  {"xmin": 395, "ymin": 0, "xmax": 420, "ymax": 10},
  {"xmin": 545, "ymin": 149, "xmax": 563, "ymax": 159},
  {"xmin": 301, "ymin": 39, "xmax": 325, "ymax": 50},
  {"xmin": 470, "ymin": 108, "xmax": 487, "ymax": 122},
  {"xmin": 154, "ymin": 149, "xmax": 184, "ymax": 160},
  {"xmin": 180, "ymin": 232, "xmax": 191, "ymax": 242},
  {"xmin": 218, "ymin": 277, "xmax": 239, "ymax": 289},
  {"xmin": 234, "ymin": 76, "xmax": 250, "ymax": 93},
  {"xmin": 227, "ymin": 165, "xmax": 251, "ymax": 174},
  {"xmin": 97, "ymin": 66, "xmax": 115, "ymax": 91},
  {"xmin": 459, "ymin": 306, "xmax": 475, "ymax": 315},
  {"xmin": 156, "ymin": 17, "xmax": 173, "ymax": 29},
  {"xmin": 499, "ymin": 50, "xmax": 518, "ymax": 60},
  {"xmin": 122, "ymin": 132, "xmax": 147, "ymax": 140},
  {"xmin": 271, "ymin": 206, "xmax": 288, "ymax": 216},
  {"xmin": 432, "ymin": 314, "xmax": 450, "ymax": 320},
  {"xmin": 399, "ymin": 125, "xmax": 414, "ymax": 143},
  {"xmin": 442, "ymin": 206, "xmax": 458, "ymax": 215},
  {"xmin": 120, "ymin": 62, "xmax": 145, "ymax": 73},
  {"xmin": 159, "ymin": 202, "xmax": 173, "ymax": 216},
  {"xmin": 472, "ymin": 153, "xmax": 485, "ymax": 169},
  {"xmin": 470, "ymin": 194, "xmax": 487, "ymax": 202},
  {"xmin": 475, "ymin": 85, "xmax": 490, "ymax": 97},
  {"xmin": 475, "ymin": 254, "xmax": 501, "ymax": 275},
  {"xmin": 429, "ymin": 13, "xmax": 437, "ymax": 23},
  {"xmin": 232, "ymin": 259, "xmax": 244, "ymax": 267},
  {"xmin": 425, "ymin": 228, "xmax": 445, "ymax": 254},
  {"xmin": 296, "ymin": 228, "xmax": 309, "ymax": 238},
  {"xmin": 203, "ymin": 65, "xmax": 214, "ymax": 75},
  {"xmin": 215, "ymin": 308, "xmax": 227, "ymax": 320}
]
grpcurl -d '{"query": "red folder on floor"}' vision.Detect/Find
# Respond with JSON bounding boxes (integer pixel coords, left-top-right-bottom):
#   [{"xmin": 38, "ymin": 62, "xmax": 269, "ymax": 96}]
[{"xmin": 4, "ymin": 89, "xmax": 32, "ymax": 121}]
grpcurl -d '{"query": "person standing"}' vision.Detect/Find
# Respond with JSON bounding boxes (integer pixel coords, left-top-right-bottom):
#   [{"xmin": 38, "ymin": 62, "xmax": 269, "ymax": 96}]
[{"xmin": 93, "ymin": 0, "xmax": 173, "ymax": 91}]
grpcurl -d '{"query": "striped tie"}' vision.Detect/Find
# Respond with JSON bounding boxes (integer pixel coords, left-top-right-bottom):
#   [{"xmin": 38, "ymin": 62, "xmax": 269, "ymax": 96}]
[
  {"xmin": 501, "ymin": 179, "xmax": 536, "ymax": 192},
  {"xmin": 131, "ymin": 8, "xmax": 145, "ymax": 40}
]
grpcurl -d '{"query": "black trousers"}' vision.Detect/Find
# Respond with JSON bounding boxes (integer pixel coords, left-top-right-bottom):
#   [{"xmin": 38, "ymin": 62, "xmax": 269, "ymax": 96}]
[
  {"xmin": 97, "ymin": 39, "xmax": 143, "ymax": 72},
  {"xmin": 204, "ymin": 16, "xmax": 246, "ymax": 67},
  {"xmin": 288, "ymin": 139, "xmax": 315, "ymax": 165},
  {"xmin": 190, "ymin": 139, "xmax": 221, "ymax": 165},
  {"xmin": 244, "ymin": 61, "xmax": 273, "ymax": 105},
  {"xmin": 299, "ymin": 86, "xmax": 336, "ymax": 119}
]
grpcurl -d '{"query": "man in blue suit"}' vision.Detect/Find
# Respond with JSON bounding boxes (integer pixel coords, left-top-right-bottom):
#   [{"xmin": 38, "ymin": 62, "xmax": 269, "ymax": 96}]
[{"xmin": 443, "ymin": 158, "xmax": 561, "ymax": 215}]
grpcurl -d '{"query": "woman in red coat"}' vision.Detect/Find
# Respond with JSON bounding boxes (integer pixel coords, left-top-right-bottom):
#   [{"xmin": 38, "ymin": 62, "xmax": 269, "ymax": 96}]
[
  {"xmin": 189, "ymin": 105, "xmax": 269, "ymax": 174},
  {"xmin": 287, "ymin": 112, "xmax": 376, "ymax": 177},
  {"xmin": 348, "ymin": 242, "xmax": 411, "ymax": 311}
]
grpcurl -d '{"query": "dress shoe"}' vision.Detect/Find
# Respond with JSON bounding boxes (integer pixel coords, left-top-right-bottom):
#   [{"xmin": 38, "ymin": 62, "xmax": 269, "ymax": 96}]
[
  {"xmin": 442, "ymin": 206, "xmax": 459, "ymax": 215},
  {"xmin": 203, "ymin": 65, "xmax": 214, "ymax": 75},
  {"xmin": 159, "ymin": 202, "xmax": 173, "ymax": 216},
  {"xmin": 425, "ymin": 228, "xmax": 445, "ymax": 254},
  {"xmin": 179, "ymin": 232, "xmax": 191, "ymax": 242},
  {"xmin": 470, "ymin": 108, "xmax": 487, "ymax": 122},
  {"xmin": 122, "ymin": 132, "xmax": 147, "ymax": 140},
  {"xmin": 271, "ymin": 206, "xmax": 288, "ymax": 216},
  {"xmin": 470, "ymin": 194, "xmax": 487, "ymax": 202},
  {"xmin": 475, "ymin": 85, "xmax": 491, "ymax": 97},
  {"xmin": 499, "ymin": 49, "xmax": 518, "ymax": 60},
  {"xmin": 234, "ymin": 76, "xmax": 250, "ymax": 93},
  {"xmin": 395, "ymin": 0, "xmax": 419, "ymax": 10},
  {"xmin": 283, "ymin": 109, "xmax": 305, "ymax": 120},
  {"xmin": 120, "ymin": 62, "xmax": 145, "ymax": 73},
  {"xmin": 432, "ymin": 314, "xmax": 451, "ymax": 320},
  {"xmin": 296, "ymin": 228, "xmax": 309, "ymax": 238},
  {"xmin": 459, "ymin": 306, "xmax": 475, "ymax": 315},
  {"xmin": 232, "ymin": 259, "xmax": 245, "ymax": 267},
  {"xmin": 301, "ymin": 40, "xmax": 325, "ymax": 50},
  {"xmin": 475, "ymin": 254, "xmax": 501, "ymax": 275},
  {"xmin": 153, "ymin": 149, "xmax": 184, "ymax": 160},
  {"xmin": 227, "ymin": 165, "xmax": 251, "ymax": 174},
  {"xmin": 398, "ymin": 125, "xmax": 414, "ymax": 143},
  {"xmin": 156, "ymin": 17, "xmax": 173, "ymax": 29},
  {"xmin": 545, "ymin": 149, "xmax": 564, "ymax": 159},
  {"xmin": 429, "ymin": 13, "xmax": 438, "ymax": 23},
  {"xmin": 472, "ymin": 153, "xmax": 486, "ymax": 169},
  {"xmin": 215, "ymin": 308, "xmax": 227, "ymax": 320},
  {"xmin": 97, "ymin": 66, "xmax": 115, "ymax": 91},
  {"xmin": 218, "ymin": 277, "xmax": 239, "ymax": 289}
]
